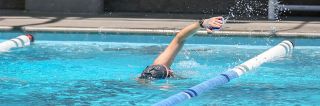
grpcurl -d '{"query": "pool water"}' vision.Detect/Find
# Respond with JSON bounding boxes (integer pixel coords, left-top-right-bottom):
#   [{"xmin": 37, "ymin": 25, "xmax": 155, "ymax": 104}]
[{"xmin": 0, "ymin": 32, "xmax": 320, "ymax": 105}]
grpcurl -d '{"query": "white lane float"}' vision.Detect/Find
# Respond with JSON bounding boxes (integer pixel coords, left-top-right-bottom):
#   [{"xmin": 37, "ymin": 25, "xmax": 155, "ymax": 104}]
[
  {"xmin": 154, "ymin": 40, "xmax": 294, "ymax": 106},
  {"xmin": 0, "ymin": 34, "xmax": 34, "ymax": 52}
]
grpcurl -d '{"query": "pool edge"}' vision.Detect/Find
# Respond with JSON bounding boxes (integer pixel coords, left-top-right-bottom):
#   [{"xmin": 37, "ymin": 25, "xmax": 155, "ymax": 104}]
[{"xmin": 1, "ymin": 26, "xmax": 320, "ymax": 38}]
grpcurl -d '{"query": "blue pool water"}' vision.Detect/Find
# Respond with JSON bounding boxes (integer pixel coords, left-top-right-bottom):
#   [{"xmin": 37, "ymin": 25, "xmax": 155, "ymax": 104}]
[{"xmin": 0, "ymin": 32, "xmax": 320, "ymax": 105}]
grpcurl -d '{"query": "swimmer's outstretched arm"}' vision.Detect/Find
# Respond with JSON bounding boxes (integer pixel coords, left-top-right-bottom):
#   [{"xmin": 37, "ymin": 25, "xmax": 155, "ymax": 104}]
[
  {"xmin": 153, "ymin": 17, "xmax": 223, "ymax": 67},
  {"xmin": 153, "ymin": 23, "xmax": 200, "ymax": 67}
]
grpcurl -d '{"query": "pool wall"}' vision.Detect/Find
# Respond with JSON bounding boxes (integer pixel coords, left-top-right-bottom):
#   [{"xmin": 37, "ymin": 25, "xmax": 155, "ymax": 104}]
[{"xmin": 0, "ymin": 31, "xmax": 319, "ymax": 46}]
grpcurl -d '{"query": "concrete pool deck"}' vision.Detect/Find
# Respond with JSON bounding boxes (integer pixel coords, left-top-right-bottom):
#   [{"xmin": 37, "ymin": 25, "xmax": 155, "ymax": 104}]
[{"xmin": 0, "ymin": 13, "xmax": 320, "ymax": 37}]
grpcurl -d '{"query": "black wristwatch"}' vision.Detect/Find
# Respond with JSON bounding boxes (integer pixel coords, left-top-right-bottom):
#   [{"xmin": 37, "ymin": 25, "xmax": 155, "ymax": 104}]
[{"xmin": 198, "ymin": 19, "xmax": 205, "ymax": 28}]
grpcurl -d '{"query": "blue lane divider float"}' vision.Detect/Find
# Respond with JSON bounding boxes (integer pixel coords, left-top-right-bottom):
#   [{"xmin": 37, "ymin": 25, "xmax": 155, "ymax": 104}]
[
  {"xmin": 0, "ymin": 34, "xmax": 34, "ymax": 52},
  {"xmin": 154, "ymin": 40, "xmax": 294, "ymax": 106}
]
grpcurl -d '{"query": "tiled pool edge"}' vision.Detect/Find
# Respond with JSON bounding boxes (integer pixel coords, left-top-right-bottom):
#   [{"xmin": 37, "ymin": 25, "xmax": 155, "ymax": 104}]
[{"xmin": 1, "ymin": 26, "xmax": 320, "ymax": 38}]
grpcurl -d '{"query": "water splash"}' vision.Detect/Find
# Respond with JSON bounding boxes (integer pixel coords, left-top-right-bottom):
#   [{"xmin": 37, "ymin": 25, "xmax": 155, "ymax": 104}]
[{"xmin": 226, "ymin": 0, "xmax": 268, "ymax": 20}]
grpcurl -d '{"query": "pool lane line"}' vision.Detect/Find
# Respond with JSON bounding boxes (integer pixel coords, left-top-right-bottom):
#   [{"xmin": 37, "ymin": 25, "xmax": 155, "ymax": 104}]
[{"xmin": 153, "ymin": 40, "xmax": 294, "ymax": 106}]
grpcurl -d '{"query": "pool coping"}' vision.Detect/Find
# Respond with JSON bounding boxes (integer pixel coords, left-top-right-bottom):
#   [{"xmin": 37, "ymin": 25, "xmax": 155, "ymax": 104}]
[{"xmin": 1, "ymin": 26, "xmax": 319, "ymax": 38}]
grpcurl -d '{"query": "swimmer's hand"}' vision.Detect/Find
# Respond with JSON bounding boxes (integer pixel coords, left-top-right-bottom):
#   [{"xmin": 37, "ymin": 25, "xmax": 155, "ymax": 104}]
[{"xmin": 201, "ymin": 16, "xmax": 223, "ymax": 33}]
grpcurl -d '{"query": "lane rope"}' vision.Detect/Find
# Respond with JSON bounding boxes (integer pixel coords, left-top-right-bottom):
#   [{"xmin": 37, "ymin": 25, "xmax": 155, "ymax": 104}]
[
  {"xmin": 0, "ymin": 34, "xmax": 34, "ymax": 52},
  {"xmin": 153, "ymin": 40, "xmax": 294, "ymax": 106}
]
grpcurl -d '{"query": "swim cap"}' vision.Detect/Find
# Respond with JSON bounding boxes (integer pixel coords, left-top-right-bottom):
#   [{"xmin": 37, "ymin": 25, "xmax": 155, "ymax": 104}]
[{"xmin": 139, "ymin": 65, "xmax": 169, "ymax": 79}]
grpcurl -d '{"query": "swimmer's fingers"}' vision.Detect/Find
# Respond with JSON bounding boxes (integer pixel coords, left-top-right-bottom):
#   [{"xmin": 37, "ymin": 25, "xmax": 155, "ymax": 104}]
[
  {"xmin": 211, "ymin": 18, "xmax": 223, "ymax": 24},
  {"xmin": 206, "ymin": 29, "xmax": 213, "ymax": 33},
  {"xmin": 210, "ymin": 16, "xmax": 223, "ymax": 21},
  {"xmin": 209, "ymin": 17, "xmax": 223, "ymax": 24},
  {"xmin": 208, "ymin": 21, "xmax": 222, "ymax": 28},
  {"xmin": 202, "ymin": 16, "xmax": 223, "ymax": 30},
  {"xmin": 215, "ymin": 16, "xmax": 223, "ymax": 20},
  {"xmin": 216, "ymin": 20, "xmax": 223, "ymax": 24}
]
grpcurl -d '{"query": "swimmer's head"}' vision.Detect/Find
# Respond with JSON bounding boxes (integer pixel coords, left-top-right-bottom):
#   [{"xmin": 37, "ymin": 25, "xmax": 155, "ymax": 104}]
[
  {"xmin": 26, "ymin": 34, "xmax": 34, "ymax": 42},
  {"xmin": 139, "ymin": 65, "xmax": 173, "ymax": 80}
]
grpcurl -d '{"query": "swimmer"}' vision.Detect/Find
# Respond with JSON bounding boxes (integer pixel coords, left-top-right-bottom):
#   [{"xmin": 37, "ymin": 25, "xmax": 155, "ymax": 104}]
[{"xmin": 138, "ymin": 17, "xmax": 223, "ymax": 80}]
